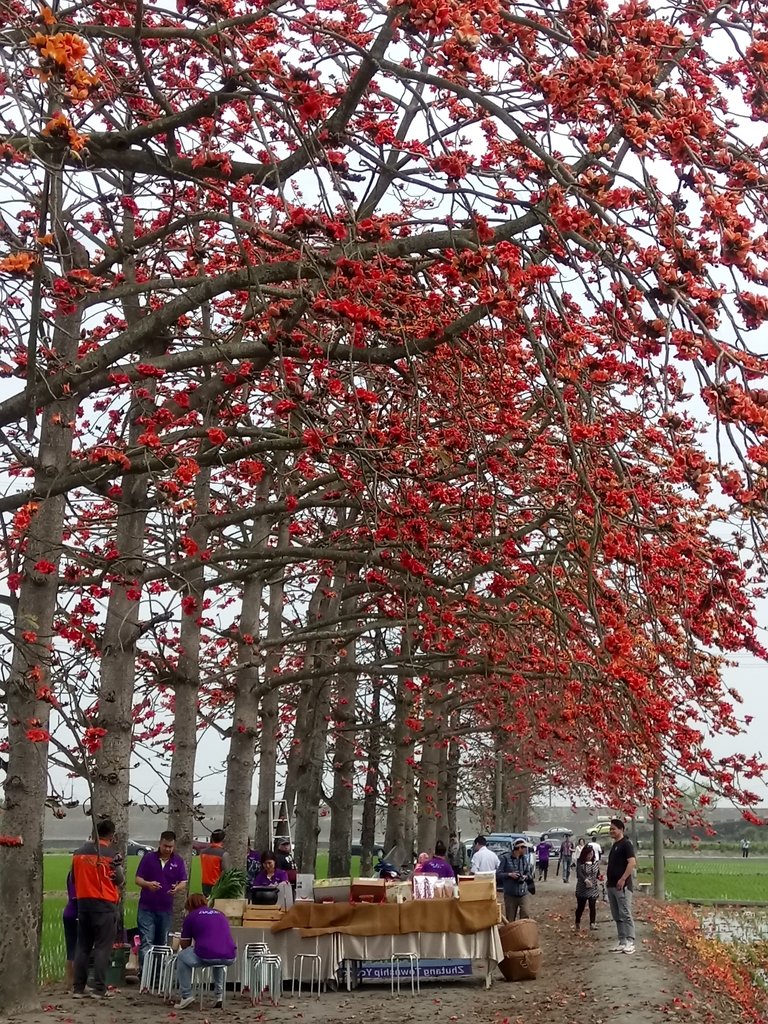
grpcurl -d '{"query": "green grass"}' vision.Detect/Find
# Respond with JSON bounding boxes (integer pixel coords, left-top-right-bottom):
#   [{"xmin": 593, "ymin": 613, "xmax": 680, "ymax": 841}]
[
  {"xmin": 44, "ymin": 854, "xmax": 203, "ymax": 893},
  {"xmin": 43, "ymin": 851, "xmax": 360, "ymax": 892},
  {"xmin": 40, "ymin": 898, "xmax": 68, "ymax": 983},
  {"xmin": 40, "ymin": 895, "xmax": 139, "ymax": 983},
  {"xmin": 636, "ymin": 857, "xmax": 768, "ymax": 902}
]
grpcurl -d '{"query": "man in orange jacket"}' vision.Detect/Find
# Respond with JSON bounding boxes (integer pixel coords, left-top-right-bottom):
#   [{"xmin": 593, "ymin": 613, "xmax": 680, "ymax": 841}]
[
  {"xmin": 71, "ymin": 819, "xmax": 124, "ymax": 999},
  {"xmin": 200, "ymin": 829, "xmax": 230, "ymax": 896}
]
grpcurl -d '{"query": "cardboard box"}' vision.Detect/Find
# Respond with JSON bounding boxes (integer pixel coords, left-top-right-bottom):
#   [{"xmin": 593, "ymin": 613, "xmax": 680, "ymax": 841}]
[
  {"xmin": 350, "ymin": 878, "xmax": 386, "ymax": 903},
  {"xmin": 458, "ymin": 877, "xmax": 496, "ymax": 902},
  {"xmin": 313, "ymin": 876, "xmax": 351, "ymax": 903}
]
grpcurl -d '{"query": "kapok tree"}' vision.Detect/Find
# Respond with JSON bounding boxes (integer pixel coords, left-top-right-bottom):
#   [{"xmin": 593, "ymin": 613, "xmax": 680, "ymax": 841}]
[{"xmin": 3, "ymin": 0, "xmax": 768, "ymax": 1004}]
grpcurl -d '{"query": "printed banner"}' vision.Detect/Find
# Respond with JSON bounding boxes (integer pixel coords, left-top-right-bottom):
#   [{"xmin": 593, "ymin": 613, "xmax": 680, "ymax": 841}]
[{"xmin": 357, "ymin": 958, "xmax": 473, "ymax": 980}]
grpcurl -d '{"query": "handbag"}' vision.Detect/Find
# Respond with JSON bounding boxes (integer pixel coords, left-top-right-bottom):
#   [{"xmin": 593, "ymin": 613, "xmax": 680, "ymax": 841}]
[{"xmin": 526, "ymin": 877, "xmax": 536, "ymax": 895}]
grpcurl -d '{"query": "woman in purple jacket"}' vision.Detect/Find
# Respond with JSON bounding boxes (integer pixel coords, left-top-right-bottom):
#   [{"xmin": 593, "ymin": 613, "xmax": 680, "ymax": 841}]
[
  {"xmin": 63, "ymin": 871, "xmax": 78, "ymax": 988},
  {"xmin": 535, "ymin": 838, "xmax": 552, "ymax": 881},
  {"xmin": 250, "ymin": 853, "xmax": 289, "ymax": 887}
]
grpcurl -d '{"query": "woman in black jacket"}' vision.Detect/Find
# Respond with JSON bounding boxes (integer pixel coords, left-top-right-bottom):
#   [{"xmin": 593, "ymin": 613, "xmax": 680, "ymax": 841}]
[{"xmin": 574, "ymin": 843, "xmax": 601, "ymax": 931}]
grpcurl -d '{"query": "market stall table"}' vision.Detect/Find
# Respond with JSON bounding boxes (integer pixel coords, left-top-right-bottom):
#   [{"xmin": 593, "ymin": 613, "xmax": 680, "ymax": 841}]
[{"xmin": 271, "ymin": 899, "xmax": 502, "ymax": 989}]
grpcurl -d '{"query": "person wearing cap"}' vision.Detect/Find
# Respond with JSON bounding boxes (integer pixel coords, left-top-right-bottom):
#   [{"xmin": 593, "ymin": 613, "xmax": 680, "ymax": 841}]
[
  {"xmin": 470, "ymin": 835, "xmax": 500, "ymax": 874},
  {"xmin": 274, "ymin": 838, "xmax": 297, "ymax": 885},
  {"xmin": 497, "ymin": 839, "xmax": 534, "ymax": 920}
]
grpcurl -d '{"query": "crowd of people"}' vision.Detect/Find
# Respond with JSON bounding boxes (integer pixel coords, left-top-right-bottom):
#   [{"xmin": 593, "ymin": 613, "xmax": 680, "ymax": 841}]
[
  {"xmin": 63, "ymin": 816, "xmax": 638, "ymax": 1003},
  {"xmin": 463, "ymin": 821, "xmax": 637, "ymax": 956},
  {"xmin": 63, "ymin": 823, "xmax": 296, "ymax": 1005}
]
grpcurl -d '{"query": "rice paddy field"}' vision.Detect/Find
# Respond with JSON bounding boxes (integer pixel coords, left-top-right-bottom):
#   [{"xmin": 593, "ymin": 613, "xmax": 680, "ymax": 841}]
[
  {"xmin": 637, "ymin": 857, "xmax": 768, "ymax": 902},
  {"xmin": 36, "ymin": 853, "xmax": 767, "ymax": 983}
]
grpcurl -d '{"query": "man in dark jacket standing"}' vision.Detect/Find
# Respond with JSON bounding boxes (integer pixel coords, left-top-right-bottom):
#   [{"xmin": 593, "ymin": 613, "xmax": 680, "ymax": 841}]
[
  {"xmin": 274, "ymin": 837, "xmax": 297, "ymax": 885},
  {"xmin": 606, "ymin": 818, "xmax": 637, "ymax": 954},
  {"xmin": 447, "ymin": 832, "xmax": 467, "ymax": 878},
  {"xmin": 497, "ymin": 838, "xmax": 534, "ymax": 921},
  {"xmin": 71, "ymin": 819, "xmax": 124, "ymax": 999}
]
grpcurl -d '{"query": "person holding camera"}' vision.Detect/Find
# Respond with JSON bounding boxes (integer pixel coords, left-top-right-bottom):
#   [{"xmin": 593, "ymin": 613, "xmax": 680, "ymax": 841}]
[{"xmin": 497, "ymin": 838, "xmax": 534, "ymax": 921}]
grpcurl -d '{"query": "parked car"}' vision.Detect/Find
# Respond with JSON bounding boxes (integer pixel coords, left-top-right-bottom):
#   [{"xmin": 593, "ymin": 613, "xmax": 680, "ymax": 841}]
[
  {"xmin": 539, "ymin": 827, "xmax": 574, "ymax": 858},
  {"xmin": 463, "ymin": 833, "xmax": 536, "ymax": 875},
  {"xmin": 587, "ymin": 821, "xmax": 613, "ymax": 837},
  {"xmin": 127, "ymin": 839, "xmax": 152, "ymax": 857},
  {"xmin": 351, "ymin": 840, "xmax": 386, "ymax": 858}
]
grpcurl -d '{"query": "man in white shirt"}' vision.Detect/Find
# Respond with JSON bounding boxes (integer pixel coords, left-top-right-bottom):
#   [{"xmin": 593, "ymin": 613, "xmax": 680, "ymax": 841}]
[{"xmin": 470, "ymin": 835, "xmax": 500, "ymax": 874}]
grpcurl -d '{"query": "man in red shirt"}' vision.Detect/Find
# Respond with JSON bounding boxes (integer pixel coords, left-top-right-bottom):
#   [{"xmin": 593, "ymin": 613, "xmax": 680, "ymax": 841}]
[
  {"xmin": 71, "ymin": 819, "xmax": 124, "ymax": 999},
  {"xmin": 200, "ymin": 830, "xmax": 230, "ymax": 896}
]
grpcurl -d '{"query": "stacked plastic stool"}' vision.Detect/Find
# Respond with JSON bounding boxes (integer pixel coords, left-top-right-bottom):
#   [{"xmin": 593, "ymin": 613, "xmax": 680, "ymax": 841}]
[
  {"xmin": 241, "ymin": 942, "xmax": 269, "ymax": 999},
  {"xmin": 258, "ymin": 954, "xmax": 283, "ymax": 1005},
  {"xmin": 160, "ymin": 952, "xmax": 178, "ymax": 1001},
  {"xmin": 140, "ymin": 945, "xmax": 174, "ymax": 995}
]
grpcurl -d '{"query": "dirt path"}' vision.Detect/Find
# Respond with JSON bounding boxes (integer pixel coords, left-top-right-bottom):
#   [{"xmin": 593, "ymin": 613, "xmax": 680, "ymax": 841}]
[{"xmin": 10, "ymin": 883, "xmax": 746, "ymax": 1024}]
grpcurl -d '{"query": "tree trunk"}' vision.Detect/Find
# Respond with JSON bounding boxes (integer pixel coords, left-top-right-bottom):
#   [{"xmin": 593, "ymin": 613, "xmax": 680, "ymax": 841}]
[
  {"xmin": 166, "ymin": 219, "xmax": 216, "ymax": 870},
  {"xmin": 652, "ymin": 770, "xmax": 665, "ymax": 900},
  {"xmin": 360, "ymin": 673, "xmax": 383, "ymax": 876},
  {"xmin": 282, "ymin": 574, "xmax": 331, "ymax": 817},
  {"xmin": 291, "ymin": 670, "xmax": 333, "ymax": 873},
  {"xmin": 222, "ymin": 509, "xmax": 273, "ymax": 868},
  {"xmin": 404, "ymin": 757, "xmax": 416, "ymax": 864},
  {"xmin": 91, "ymin": 171, "xmax": 163, "ymax": 851},
  {"xmin": 327, "ymin": 616, "xmax": 358, "ymax": 878},
  {"xmin": 436, "ymin": 741, "xmax": 450, "ymax": 846},
  {"xmin": 167, "ymin": 464, "xmax": 212, "ymax": 868},
  {"xmin": 494, "ymin": 746, "xmax": 503, "ymax": 830},
  {"xmin": 253, "ymin": 526, "xmax": 287, "ymax": 851},
  {"xmin": 91, "ymin": 385, "xmax": 158, "ymax": 847},
  {"xmin": 446, "ymin": 736, "xmax": 460, "ymax": 837},
  {"xmin": 416, "ymin": 733, "xmax": 440, "ymax": 854},
  {"xmin": 0, "ymin": 177, "xmax": 85, "ymax": 1008},
  {"xmin": 500, "ymin": 761, "xmax": 533, "ymax": 832},
  {"xmin": 384, "ymin": 630, "xmax": 415, "ymax": 861},
  {"xmin": 290, "ymin": 572, "xmax": 344, "ymax": 872}
]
